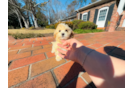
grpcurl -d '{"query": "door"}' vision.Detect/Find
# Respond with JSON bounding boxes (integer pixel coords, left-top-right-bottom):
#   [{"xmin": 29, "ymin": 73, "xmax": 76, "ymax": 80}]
[{"xmin": 96, "ymin": 7, "xmax": 109, "ymax": 27}]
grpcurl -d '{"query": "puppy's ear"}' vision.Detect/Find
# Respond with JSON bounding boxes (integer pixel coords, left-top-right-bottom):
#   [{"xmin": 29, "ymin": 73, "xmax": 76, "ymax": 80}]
[
  {"xmin": 54, "ymin": 30, "xmax": 57, "ymax": 39},
  {"xmin": 70, "ymin": 31, "xmax": 74, "ymax": 38}
]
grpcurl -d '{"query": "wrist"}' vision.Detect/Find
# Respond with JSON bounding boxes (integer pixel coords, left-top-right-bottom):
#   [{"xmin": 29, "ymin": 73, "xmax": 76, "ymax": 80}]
[{"xmin": 76, "ymin": 46, "xmax": 94, "ymax": 66}]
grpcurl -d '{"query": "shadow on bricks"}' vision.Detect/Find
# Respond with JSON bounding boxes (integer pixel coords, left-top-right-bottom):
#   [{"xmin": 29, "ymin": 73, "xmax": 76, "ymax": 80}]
[
  {"xmin": 104, "ymin": 46, "xmax": 125, "ymax": 60},
  {"xmin": 56, "ymin": 62, "xmax": 97, "ymax": 88}
]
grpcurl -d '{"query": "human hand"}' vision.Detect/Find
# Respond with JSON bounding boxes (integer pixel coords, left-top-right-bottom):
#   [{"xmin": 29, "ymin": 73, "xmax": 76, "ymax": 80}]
[{"xmin": 57, "ymin": 38, "xmax": 83, "ymax": 63}]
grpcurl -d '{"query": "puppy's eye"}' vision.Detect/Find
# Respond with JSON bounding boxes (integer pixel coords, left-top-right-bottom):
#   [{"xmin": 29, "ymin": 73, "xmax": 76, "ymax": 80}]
[
  {"xmin": 59, "ymin": 30, "xmax": 61, "ymax": 32},
  {"xmin": 65, "ymin": 30, "xmax": 68, "ymax": 32}
]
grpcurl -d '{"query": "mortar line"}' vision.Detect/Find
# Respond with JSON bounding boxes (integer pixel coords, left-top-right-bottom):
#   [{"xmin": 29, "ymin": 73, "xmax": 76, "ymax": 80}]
[
  {"xmin": 62, "ymin": 76, "xmax": 78, "ymax": 88},
  {"xmin": 50, "ymin": 70, "xmax": 60, "ymax": 87},
  {"xmin": 8, "ymin": 56, "xmax": 54, "ymax": 72},
  {"xmin": 44, "ymin": 52, "xmax": 48, "ymax": 59},
  {"xmin": 80, "ymin": 74, "xmax": 93, "ymax": 88},
  {"xmin": 28, "ymin": 64, "xmax": 32, "ymax": 79},
  {"xmin": 9, "ymin": 70, "xmax": 50, "ymax": 88}
]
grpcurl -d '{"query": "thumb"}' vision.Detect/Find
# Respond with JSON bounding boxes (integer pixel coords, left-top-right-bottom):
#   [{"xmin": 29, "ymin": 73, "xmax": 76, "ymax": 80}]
[{"xmin": 72, "ymin": 43, "xmax": 77, "ymax": 50}]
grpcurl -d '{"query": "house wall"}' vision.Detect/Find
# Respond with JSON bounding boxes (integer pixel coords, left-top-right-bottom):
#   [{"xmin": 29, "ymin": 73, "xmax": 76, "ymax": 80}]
[
  {"xmin": 119, "ymin": 11, "xmax": 125, "ymax": 27},
  {"xmin": 77, "ymin": 1, "xmax": 117, "ymax": 22},
  {"xmin": 108, "ymin": 0, "xmax": 125, "ymax": 32}
]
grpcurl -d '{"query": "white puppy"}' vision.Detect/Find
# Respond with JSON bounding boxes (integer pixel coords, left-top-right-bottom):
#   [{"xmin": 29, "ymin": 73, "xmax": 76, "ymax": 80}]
[{"xmin": 51, "ymin": 23, "xmax": 74, "ymax": 61}]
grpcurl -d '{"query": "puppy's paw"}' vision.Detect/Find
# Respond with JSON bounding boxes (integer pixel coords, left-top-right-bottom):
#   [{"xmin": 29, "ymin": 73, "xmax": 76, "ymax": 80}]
[{"xmin": 56, "ymin": 56, "xmax": 62, "ymax": 61}]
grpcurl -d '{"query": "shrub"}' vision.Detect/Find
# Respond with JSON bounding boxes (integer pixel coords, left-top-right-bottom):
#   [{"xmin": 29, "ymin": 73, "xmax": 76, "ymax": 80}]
[
  {"xmin": 78, "ymin": 21, "xmax": 97, "ymax": 30},
  {"xmin": 49, "ymin": 25, "xmax": 55, "ymax": 29},
  {"xmin": 72, "ymin": 20, "xmax": 84, "ymax": 30},
  {"xmin": 21, "ymin": 27, "xmax": 25, "ymax": 30},
  {"xmin": 46, "ymin": 26, "xmax": 50, "ymax": 28},
  {"xmin": 29, "ymin": 26, "xmax": 34, "ymax": 30},
  {"xmin": 65, "ymin": 21, "xmax": 73, "ymax": 29}
]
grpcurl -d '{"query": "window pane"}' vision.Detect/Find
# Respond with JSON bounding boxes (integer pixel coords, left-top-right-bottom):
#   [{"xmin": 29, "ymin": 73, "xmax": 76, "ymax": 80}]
[
  {"xmin": 98, "ymin": 9, "xmax": 107, "ymax": 21},
  {"xmin": 83, "ymin": 14, "xmax": 87, "ymax": 21}
]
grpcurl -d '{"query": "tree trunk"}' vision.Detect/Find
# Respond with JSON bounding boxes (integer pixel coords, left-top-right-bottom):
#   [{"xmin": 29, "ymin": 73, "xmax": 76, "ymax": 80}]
[
  {"xmin": 14, "ymin": 10, "xmax": 23, "ymax": 28},
  {"xmin": 21, "ymin": 16, "xmax": 29, "ymax": 29},
  {"xmin": 32, "ymin": 12, "xmax": 38, "ymax": 28}
]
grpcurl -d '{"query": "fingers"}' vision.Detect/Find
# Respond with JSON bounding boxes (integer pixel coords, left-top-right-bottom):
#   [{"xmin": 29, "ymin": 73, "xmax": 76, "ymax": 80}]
[
  {"xmin": 58, "ymin": 44, "xmax": 69, "ymax": 50},
  {"xmin": 58, "ymin": 53, "xmax": 65, "ymax": 58},
  {"xmin": 57, "ymin": 48, "xmax": 67, "ymax": 55}
]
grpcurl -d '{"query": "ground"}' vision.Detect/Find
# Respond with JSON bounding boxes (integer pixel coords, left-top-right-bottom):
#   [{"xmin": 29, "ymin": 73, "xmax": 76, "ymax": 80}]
[{"xmin": 8, "ymin": 31, "xmax": 125, "ymax": 88}]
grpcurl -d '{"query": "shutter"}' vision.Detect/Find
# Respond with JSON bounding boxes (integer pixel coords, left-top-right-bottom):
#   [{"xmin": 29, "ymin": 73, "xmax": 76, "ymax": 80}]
[
  {"xmin": 93, "ymin": 9, "xmax": 98, "ymax": 24},
  {"xmin": 87, "ymin": 11, "xmax": 90, "ymax": 21},
  {"xmin": 80, "ymin": 14, "xmax": 82, "ymax": 20},
  {"xmin": 104, "ymin": 3, "xmax": 115, "ymax": 27}
]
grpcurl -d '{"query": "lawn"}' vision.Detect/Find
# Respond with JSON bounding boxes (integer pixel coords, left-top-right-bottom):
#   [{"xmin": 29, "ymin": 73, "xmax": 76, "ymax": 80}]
[
  {"xmin": 8, "ymin": 29, "xmax": 55, "ymax": 34},
  {"xmin": 73, "ymin": 29, "xmax": 104, "ymax": 34},
  {"xmin": 8, "ymin": 29, "xmax": 104, "ymax": 39}
]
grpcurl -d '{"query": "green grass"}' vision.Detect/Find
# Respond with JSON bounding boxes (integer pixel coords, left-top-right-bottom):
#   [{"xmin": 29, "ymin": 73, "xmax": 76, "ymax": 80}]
[
  {"xmin": 73, "ymin": 29, "xmax": 104, "ymax": 34},
  {"xmin": 8, "ymin": 33, "xmax": 48, "ymax": 39}
]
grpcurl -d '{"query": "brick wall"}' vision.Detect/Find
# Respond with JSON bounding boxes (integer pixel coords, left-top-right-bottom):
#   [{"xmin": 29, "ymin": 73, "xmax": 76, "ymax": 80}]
[
  {"xmin": 77, "ymin": 1, "xmax": 117, "ymax": 22},
  {"xmin": 119, "ymin": 11, "xmax": 125, "ymax": 27}
]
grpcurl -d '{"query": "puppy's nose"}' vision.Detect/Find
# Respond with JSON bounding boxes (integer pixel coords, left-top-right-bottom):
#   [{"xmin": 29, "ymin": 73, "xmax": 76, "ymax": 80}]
[{"xmin": 62, "ymin": 33, "xmax": 64, "ymax": 36}]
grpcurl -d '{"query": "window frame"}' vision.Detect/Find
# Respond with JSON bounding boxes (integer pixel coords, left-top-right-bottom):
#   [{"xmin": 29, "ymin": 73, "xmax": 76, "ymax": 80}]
[{"xmin": 82, "ymin": 12, "xmax": 88, "ymax": 21}]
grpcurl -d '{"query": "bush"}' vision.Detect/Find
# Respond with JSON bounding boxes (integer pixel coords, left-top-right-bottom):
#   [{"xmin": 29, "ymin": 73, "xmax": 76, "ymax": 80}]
[
  {"xmin": 29, "ymin": 26, "xmax": 35, "ymax": 30},
  {"xmin": 72, "ymin": 20, "xmax": 84, "ymax": 30},
  {"xmin": 21, "ymin": 27, "xmax": 25, "ymax": 30},
  {"xmin": 54, "ymin": 21, "xmax": 73, "ymax": 29},
  {"xmin": 49, "ymin": 25, "xmax": 55, "ymax": 29},
  {"xmin": 46, "ymin": 26, "xmax": 50, "ymax": 28},
  {"xmin": 78, "ymin": 21, "xmax": 97, "ymax": 30},
  {"xmin": 8, "ymin": 33, "xmax": 46, "ymax": 39}
]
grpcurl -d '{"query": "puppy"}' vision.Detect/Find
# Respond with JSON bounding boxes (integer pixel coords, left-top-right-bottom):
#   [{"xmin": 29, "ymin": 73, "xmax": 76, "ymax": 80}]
[{"xmin": 51, "ymin": 23, "xmax": 74, "ymax": 61}]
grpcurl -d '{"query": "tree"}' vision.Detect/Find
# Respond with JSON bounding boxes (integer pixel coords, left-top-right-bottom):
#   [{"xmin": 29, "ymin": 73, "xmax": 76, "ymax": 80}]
[
  {"xmin": 91, "ymin": 0, "xmax": 97, "ymax": 3},
  {"xmin": 8, "ymin": 0, "xmax": 29, "ymax": 28},
  {"xmin": 8, "ymin": 0, "xmax": 49, "ymax": 28},
  {"xmin": 67, "ymin": 0, "xmax": 78, "ymax": 16}
]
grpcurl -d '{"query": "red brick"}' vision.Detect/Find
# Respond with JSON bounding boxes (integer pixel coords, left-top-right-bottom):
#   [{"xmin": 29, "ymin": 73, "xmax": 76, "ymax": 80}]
[
  {"xmin": 24, "ymin": 41, "xmax": 41, "ymax": 46},
  {"xmin": 9, "ymin": 45, "xmax": 32, "ymax": 50},
  {"xmin": 65, "ymin": 77, "xmax": 90, "ymax": 88},
  {"xmin": 96, "ymin": 47, "xmax": 106, "ymax": 54},
  {"xmin": 8, "ymin": 50, "xmax": 19, "ymax": 56},
  {"xmin": 15, "ymin": 71, "xmax": 56, "ymax": 88},
  {"xmin": 53, "ymin": 61, "xmax": 84, "ymax": 87},
  {"xmin": 91, "ymin": 43, "xmax": 103, "ymax": 48},
  {"xmin": 31, "ymin": 57, "xmax": 66, "ymax": 77},
  {"xmin": 23, "ymin": 39, "xmax": 30, "ymax": 42},
  {"xmin": 8, "ymin": 44, "xmax": 23, "ymax": 48},
  {"xmin": 46, "ymin": 52, "xmax": 55, "ymax": 58},
  {"xmin": 33, "ymin": 42, "xmax": 49, "ymax": 47},
  {"xmin": 81, "ymin": 72, "xmax": 92, "ymax": 83},
  {"xmin": 8, "ymin": 66, "xmax": 29, "ymax": 87},
  {"xmin": 30, "ymin": 38, "xmax": 37, "ymax": 41},
  {"xmin": 43, "ymin": 44, "xmax": 52, "ymax": 48},
  {"xmin": 9, "ymin": 54, "xmax": 46, "ymax": 70},
  {"xmin": 33, "ymin": 48, "xmax": 51, "ymax": 55},
  {"xmin": 8, "ymin": 52, "xmax": 31, "ymax": 62},
  {"xmin": 19, "ymin": 46, "xmax": 42, "ymax": 53},
  {"xmin": 36, "ymin": 37, "xmax": 43, "ymax": 41},
  {"xmin": 79, "ymin": 40, "xmax": 91, "ymax": 46}
]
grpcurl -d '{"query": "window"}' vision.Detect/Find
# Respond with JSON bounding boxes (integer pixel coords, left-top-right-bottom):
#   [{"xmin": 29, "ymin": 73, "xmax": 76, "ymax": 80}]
[
  {"xmin": 98, "ymin": 9, "xmax": 107, "ymax": 21},
  {"xmin": 71, "ymin": 19, "xmax": 74, "ymax": 21},
  {"xmin": 82, "ymin": 14, "xmax": 87, "ymax": 21}
]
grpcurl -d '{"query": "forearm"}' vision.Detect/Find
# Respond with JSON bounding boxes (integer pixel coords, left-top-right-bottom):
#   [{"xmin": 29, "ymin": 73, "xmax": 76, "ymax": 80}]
[{"xmin": 77, "ymin": 46, "xmax": 125, "ymax": 88}]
